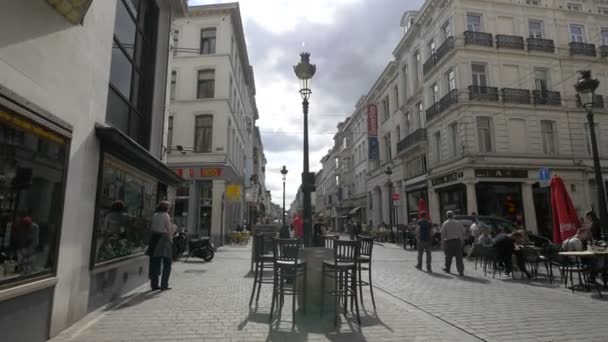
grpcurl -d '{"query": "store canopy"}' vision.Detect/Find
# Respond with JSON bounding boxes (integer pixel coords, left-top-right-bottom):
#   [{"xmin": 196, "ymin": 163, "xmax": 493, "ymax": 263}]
[
  {"xmin": 96, "ymin": 125, "xmax": 183, "ymax": 187},
  {"xmin": 349, "ymin": 207, "xmax": 361, "ymax": 215}
]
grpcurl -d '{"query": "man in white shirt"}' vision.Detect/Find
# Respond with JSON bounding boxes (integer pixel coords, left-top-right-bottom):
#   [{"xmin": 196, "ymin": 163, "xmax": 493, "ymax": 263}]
[
  {"xmin": 148, "ymin": 201, "xmax": 174, "ymax": 291},
  {"xmin": 441, "ymin": 211, "xmax": 466, "ymax": 275}
]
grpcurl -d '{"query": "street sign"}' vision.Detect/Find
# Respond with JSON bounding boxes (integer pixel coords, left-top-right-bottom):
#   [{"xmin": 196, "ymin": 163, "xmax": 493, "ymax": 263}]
[
  {"xmin": 539, "ymin": 167, "xmax": 551, "ymax": 187},
  {"xmin": 392, "ymin": 193, "xmax": 400, "ymax": 201}
]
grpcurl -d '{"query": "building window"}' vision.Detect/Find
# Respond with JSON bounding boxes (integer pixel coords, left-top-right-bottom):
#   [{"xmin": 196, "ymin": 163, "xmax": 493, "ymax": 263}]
[
  {"xmin": 442, "ymin": 18, "xmax": 453, "ymax": 40},
  {"xmin": 450, "ymin": 122, "xmax": 458, "ymax": 156},
  {"xmin": 477, "ymin": 116, "xmax": 493, "ymax": 152},
  {"xmin": 569, "ymin": 24, "xmax": 585, "ymax": 42},
  {"xmin": 428, "ymin": 39, "xmax": 436, "ymax": 56},
  {"xmin": 528, "ymin": 20, "xmax": 544, "ymax": 38},
  {"xmin": 446, "ymin": 68, "xmax": 456, "ymax": 92},
  {"xmin": 167, "ymin": 116, "xmax": 173, "ymax": 152},
  {"xmin": 0, "ymin": 108, "xmax": 69, "ymax": 286},
  {"xmin": 170, "ymin": 71, "xmax": 177, "ymax": 100},
  {"xmin": 197, "ymin": 69, "xmax": 215, "ymax": 99},
  {"xmin": 541, "ymin": 120, "xmax": 557, "ymax": 155},
  {"xmin": 567, "ymin": 3, "xmax": 582, "ymax": 11},
  {"xmin": 534, "ymin": 68, "xmax": 549, "ymax": 91},
  {"xmin": 466, "ymin": 13, "xmax": 483, "ymax": 32},
  {"xmin": 600, "ymin": 7, "xmax": 608, "ymax": 15},
  {"xmin": 393, "ymin": 85, "xmax": 399, "ymax": 111},
  {"xmin": 401, "ymin": 65, "xmax": 408, "ymax": 100},
  {"xmin": 417, "ymin": 102, "xmax": 424, "ymax": 128},
  {"xmin": 430, "ymin": 83, "xmax": 439, "ymax": 103},
  {"xmin": 194, "ymin": 115, "xmax": 213, "ymax": 153},
  {"xmin": 471, "ymin": 63, "xmax": 487, "ymax": 87},
  {"xmin": 434, "ymin": 131, "xmax": 441, "ymax": 161},
  {"xmin": 200, "ymin": 28, "xmax": 217, "ymax": 54},
  {"xmin": 172, "ymin": 29, "xmax": 179, "ymax": 56},
  {"xmin": 396, "ymin": 125, "xmax": 401, "ymax": 144},
  {"xmin": 404, "ymin": 112, "xmax": 411, "ymax": 134},
  {"xmin": 413, "ymin": 51, "xmax": 420, "ymax": 89},
  {"xmin": 94, "ymin": 154, "xmax": 157, "ymax": 264},
  {"xmin": 382, "ymin": 96, "xmax": 390, "ymax": 121},
  {"xmin": 601, "ymin": 28, "xmax": 608, "ymax": 46},
  {"xmin": 107, "ymin": 0, "xmax": 159, "ymax": 148}
]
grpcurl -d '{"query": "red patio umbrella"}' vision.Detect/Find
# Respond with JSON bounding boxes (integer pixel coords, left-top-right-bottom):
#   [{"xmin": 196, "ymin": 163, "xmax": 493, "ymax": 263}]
[
  {"xmin": 418, "ymin": 198, "xmax": 428, "ymax": 220},
  {"xmin": 550, "ymin": 176, "xmax": 580, "ymax": 243}
]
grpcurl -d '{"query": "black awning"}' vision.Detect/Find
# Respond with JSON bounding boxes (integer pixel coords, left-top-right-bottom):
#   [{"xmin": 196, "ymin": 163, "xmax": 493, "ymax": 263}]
[{"xmin": 96, "ymin": 125, "xmax": 182, "ymax": 187}]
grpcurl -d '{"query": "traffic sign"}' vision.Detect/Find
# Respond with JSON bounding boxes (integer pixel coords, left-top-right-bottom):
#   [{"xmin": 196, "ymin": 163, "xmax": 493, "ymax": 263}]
[
  {"xmin": 392, "ymin": 193, "xmax": 400, "ymax": 201},
  {"xmin": 539, "ymin": 168, "xmax": 551, "ymax": 187}
]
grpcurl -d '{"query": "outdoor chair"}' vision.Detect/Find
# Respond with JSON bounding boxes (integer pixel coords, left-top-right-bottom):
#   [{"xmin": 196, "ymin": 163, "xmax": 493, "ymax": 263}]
[
  {"xmin": 540, "ymin": 243, "xmax": 563, "ymax": 284},
  {"xmin": 249, "ymin": 233, "xmax": 274, "ymax": 309},
  {"xmin": 476, "ymin": 245, "xmax": 500, "ymax": 278},
  {"xmin": 320, "ymin": 234, "xmax": 339, "ymax": 249},
  {"xmin": 357, "ymin": 235, "xmax": 377, "ymax": 310},
  {"xmin": 269, "ymin": 238, "xmax": 307, "ymax": 326},
  {"xmin": 321, "ymin": 239, "xmax": 361, "ymax": 327}
]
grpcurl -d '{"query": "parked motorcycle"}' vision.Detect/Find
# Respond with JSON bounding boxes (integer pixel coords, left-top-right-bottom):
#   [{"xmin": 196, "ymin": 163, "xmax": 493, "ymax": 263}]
[{"xmin": 172, "ymin": 230, "xmax": 215, "ymax": 262}]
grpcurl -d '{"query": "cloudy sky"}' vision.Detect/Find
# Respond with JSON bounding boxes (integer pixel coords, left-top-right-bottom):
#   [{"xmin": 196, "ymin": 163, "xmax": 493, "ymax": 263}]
[{"xmin": 190, "ymin": 0, "xmax": 423, "ymax": 206}]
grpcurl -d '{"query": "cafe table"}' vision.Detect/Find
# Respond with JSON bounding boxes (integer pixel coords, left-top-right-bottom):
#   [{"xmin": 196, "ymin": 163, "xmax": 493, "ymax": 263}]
[{"xmin": 558, "ymin": 250, "xmax": 607, "ymax": 295}]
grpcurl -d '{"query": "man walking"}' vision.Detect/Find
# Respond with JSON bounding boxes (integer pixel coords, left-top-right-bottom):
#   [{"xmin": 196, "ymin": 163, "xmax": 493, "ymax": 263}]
[
  {"xmin": 441, "ymin": 211, "xmax": 465, "ymax": 276},
  {"xmin": 415, "ymin": 211, "xmax": 432, "ymax": 272}
]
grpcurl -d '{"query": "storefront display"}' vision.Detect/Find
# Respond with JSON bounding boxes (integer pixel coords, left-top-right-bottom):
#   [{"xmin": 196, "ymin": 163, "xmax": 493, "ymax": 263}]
[
  {"xmin": 437, "ymin": 184, "xmax": 467, "ymax": 222},
  {"xmin": 406, "ymin": 188, "xmax": 428, "ymax": 222},
  {"xmin": 93, "ymin": 154, "xmax": 157, "ymax": 264},
  {"xmin": 0, "ymin": 106, "xmax": 68, "ymax": 286},
  {"xmin": 476, "ymin": 182, "xmax": 524, "ymax": 224}
]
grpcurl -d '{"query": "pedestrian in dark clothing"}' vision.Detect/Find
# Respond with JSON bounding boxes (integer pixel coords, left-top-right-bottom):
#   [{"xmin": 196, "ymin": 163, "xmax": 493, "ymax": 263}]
[
  {"xmin": 147, "ymin": 201, "xmax": 174, "ymax": 291},
  {"xmin": 584, "ymin": 210, "xmax": 601, "ymax": 241},
  {"xmin": 415, "ymin": 211, "xmax": 432, "ymax": 272},
  {"xmin": 493, "ymin": 230, "xmax": 530, "ymax": 278},
  {"xmin": 441, "ymin": 211, "xmax": 465, "ymax": 275}
]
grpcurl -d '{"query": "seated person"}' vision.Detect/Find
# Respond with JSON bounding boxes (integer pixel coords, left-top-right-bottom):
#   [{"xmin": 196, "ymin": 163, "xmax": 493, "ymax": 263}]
[
  {"xmin": 477, "ymin": 226, "xmax": 493, "ymax": 246},
  {"xmin": 494, "ymin": 230, "xmax": 532, "ymax": 279},
  {"xmin": 561, "ymin": 228, "xmax": 586, "ymax": 252}
]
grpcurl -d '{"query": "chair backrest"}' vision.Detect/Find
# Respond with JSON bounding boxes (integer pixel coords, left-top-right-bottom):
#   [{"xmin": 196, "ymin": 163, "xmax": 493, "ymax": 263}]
[
  {"xmin": 272, "ymin": 238, "xmax": 301, "ymax": 264},
  {"xmin": 253, "ymin": 233, "xmax": 266, "ymax": 260},
  {"xmin": 358, "ymin": 235, "xmax": 374, "ymax": 258},
  {"xmin": 321, "ymin": 234, "xmax": 339, "ymax": 249},
  {"xmin": 333, "ymin": 240, "xmax": 360, "ymax": 263}
]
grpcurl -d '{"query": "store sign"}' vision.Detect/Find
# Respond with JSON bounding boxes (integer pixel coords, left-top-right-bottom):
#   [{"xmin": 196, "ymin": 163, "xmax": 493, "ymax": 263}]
[
  {"xmin": 0, "ymin": 108, "xmax": 65, "ymax": 144},
  {"xmin": 475, "ymin": 169, "xmax": 528, "ymax": 179},
  {"xmin": 431, "ymin": 171, "xmax": 463, "ymax": 186},
  {"xmin": 174, "ymin": 167, "xmax": 223, "ymax": 179},
  {"xmin": 367, "ymin": 104, "xmax": 380, "ymax": 160}
]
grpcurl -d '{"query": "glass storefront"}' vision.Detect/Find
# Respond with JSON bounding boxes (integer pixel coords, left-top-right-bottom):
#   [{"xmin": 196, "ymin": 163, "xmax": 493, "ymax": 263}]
[
  {"xmin": 198, "ymin": 180, "xmax": 212, "ymax": 237},
  {"xmin": 437, "ymin": 184, "xmax": 467, "ymax": 222},
  {"xmin": 476, "ymin": 182, "xmax": 524, "ymax": 224},
  {"xmin": 406, "ymin": 188, "xmax": 428, "ymax": 223},
  {"xmin": 93, "ymin": 154, "xmax": 157, "ymax": 265},
  {"xmin": 0, "ymin": 107, "xmax": 68, "ymax": 286},
  {"xmin": 173, "ymin": 184, "xmax": 189, "ymax": 232}
]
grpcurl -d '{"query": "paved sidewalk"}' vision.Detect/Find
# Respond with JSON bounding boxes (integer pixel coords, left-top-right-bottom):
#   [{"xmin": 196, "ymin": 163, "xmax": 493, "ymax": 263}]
[{"xmin": 50, "ymin": 242, "xmax": 608, "ymax": 342}]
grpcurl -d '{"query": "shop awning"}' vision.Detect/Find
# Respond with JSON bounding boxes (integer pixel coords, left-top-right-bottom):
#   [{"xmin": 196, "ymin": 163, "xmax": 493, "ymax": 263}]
[
  {"xmin": 349, "ymin": 207, "xmax": 361, "ymax": 215},
  {"xmin": 96, "ymin": 125, "xmax": 183, "ymax": 187},
  {"xmin": 45, "ymin": 0, "xmax": 94, "ymax": 25}
]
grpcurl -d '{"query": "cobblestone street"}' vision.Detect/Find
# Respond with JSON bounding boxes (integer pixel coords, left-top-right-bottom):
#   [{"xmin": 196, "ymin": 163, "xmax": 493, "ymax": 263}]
[{"xmin": 51, "ymin": 241, "xmax": 608, "ymax": 342}]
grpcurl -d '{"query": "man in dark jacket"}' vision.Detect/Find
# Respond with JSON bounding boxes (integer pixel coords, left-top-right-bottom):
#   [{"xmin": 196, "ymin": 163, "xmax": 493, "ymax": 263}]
[
  {"xmin": 415, "ymin": 211, "xmax": 433, "ymax": 272},
  {"xmin": 493, "ymin": 230, "xmax": 531, "ymax": 278}
]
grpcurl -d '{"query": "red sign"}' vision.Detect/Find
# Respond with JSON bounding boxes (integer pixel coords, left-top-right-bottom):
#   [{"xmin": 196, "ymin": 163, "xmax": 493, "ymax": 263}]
[
  {"xmin": 174, "ymin": 167, "xmax": 223, "ymax": 179},
  {"xmin": 367, "ymin": 104, "xmax": 378, "ymax": 137},
  {"xmin": 392, "ymin": 193, "xmax": 400, "ymax": 201}
]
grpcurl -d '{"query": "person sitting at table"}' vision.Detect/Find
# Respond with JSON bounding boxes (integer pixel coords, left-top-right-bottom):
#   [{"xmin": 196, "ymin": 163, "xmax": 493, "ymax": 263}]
[
  {"xmin": 477, "ymin": 226, "xmax": 493, "ymax": 246},
  {"xmin": 493, "ymin": 230, "xmax": 532, "ymax": 279},
  {"xmin": 561, "ymin": 228, "xmax": 587, "ymax": 253}
]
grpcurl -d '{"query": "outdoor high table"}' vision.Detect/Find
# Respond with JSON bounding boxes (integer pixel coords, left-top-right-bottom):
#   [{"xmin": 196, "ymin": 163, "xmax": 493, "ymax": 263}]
[{"xmin": 558, "ymin": 250, "xmax": 608, "ymax": 294}]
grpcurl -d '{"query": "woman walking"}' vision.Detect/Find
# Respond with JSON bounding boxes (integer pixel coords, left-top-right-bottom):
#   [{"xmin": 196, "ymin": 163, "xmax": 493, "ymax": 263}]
[{"xmin": 147, "ymin": 201, "xmax": 174, "ymax": 291}]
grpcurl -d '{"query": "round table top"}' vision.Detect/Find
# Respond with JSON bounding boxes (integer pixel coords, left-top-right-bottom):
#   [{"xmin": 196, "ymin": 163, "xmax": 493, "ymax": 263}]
[{"xmin": 558, "ymin": 250, "xmax": 608, "ymax": 256}]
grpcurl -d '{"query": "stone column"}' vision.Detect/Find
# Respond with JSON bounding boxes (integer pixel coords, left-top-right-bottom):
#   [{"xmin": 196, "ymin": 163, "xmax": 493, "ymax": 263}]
[
  {"xmin": 522, "ymin": 181, "xmax": 538, "ymax": 234},
  {"xmin": 465, "ymin": 181, "xmax": 478, "ymax": 215}
]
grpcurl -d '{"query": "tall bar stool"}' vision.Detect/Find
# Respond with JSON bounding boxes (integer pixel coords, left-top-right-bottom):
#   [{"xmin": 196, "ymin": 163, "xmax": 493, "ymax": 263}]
[
  {"xmin": 321, "ymin": 239, "xmax": 361, "ymax": 327},
  {"xmin": 249, "ymin": 233, "xmax": 274, "ymax": 309},
  {"xmin": 269, "ymin": 238, "xmax": 307, "ymax": 325},
  {"xmin": 357, "ymin": 235, "xmax": 376, "ymax": 310},
  {"xmin": 320, "ymin": 234, "xmax": 339, "ymax": 249}
]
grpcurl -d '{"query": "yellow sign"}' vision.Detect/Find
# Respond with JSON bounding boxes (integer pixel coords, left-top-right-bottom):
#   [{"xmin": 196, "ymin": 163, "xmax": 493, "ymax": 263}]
[
  {"xmin": 226, "ymin": 184, "xmax": 242, "ymax": 202},
  {"xmin": 0, "ymin": 109, "xmax": 66, "ymax": 144}
]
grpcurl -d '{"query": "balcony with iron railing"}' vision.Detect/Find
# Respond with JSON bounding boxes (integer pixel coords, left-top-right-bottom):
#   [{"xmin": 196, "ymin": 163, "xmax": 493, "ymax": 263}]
[
  {"xmin": 422, "ymin": 37, "xmax": 455, "ymax": 75},
  {"xmin": 464, "ymin": 31, "xmax": 493, "ymax": 47},
  {"xmin": 601, "ymin": 45, "xmax": 608, "ymax": 58},
  {"xmin": 569, "ymin": 42, "xmax": 596, "ymax": 57},
  {"xmin": 469, "ymin": 85, "xmax": 499, "ymax": 102},
  {"xmin": 527, "ymin": 37, "xmax": 555, "ymax": 53},
  {"xmin": 532, "ymin": 90, "xmax": 562, "ymax": 106},
  {"xmin": 496, "ymin": 35, "xmax": 524, "ymax": 50},
  {"xmin": 501, "ymin": 88, "xmax": 531, "ymax": 104},
  {"xmin": 397, "ymin": 128, "xmax": 427, "ymax": 154},
  {"xmin": 576, "ymin": 94, "xmax": 605, "ymax": 109},
  {"xmin": 426, "ymin": 89, "xmax": 458, "ymax": 122}
]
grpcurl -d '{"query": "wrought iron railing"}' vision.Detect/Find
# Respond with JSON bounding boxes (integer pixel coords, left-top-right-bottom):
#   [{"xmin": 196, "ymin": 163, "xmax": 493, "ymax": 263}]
[
  {"xmin": 527, "ymin": 37, "xmax": 555, "ymax": 53},
  {"xmin": 422, "ymin": 37, "xmax": 455, "ymax": 75},
  {"xmin": 569, "ymin": 42, "xmax": 596, "ymax": 57},
  {"xmin": 397, "ymin": 128, "xmax": 427, "ymax": 153},
  {"xmin": 426, "ymin": 89, "xmax": 458, "ymax": 122},
  {"xmin": 600, "ymin": 45, "xmax": 608, "ymax": 58},
  {"xmin": 423, "ymin": 55, "xmax": 435, "ymax": 75},
  {"xmin": 464, "ymin": 31, "xmax": 493, "ymax": 47},
  {"xmin": 533, "ymin": 90, "xmax": 561, "ymax": 106},
  {"xmin": 502, "ymin": 88, "xmax": 531, "ymax": 104},
  {"xmin": 496, "ymin": 35, "xmax": 524, "ymax": 50},
  {"xmin": 469, "ymin": 85, "xmax": 499, "ymax": 102}
]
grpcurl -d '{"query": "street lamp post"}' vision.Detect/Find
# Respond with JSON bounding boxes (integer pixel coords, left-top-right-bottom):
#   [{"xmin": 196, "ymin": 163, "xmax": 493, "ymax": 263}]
[
  {"xmin": 294, "ymin": 52, "xmax": 316, "ymax": 247},
  {"xmin": 384, "ymin": 166, "xmax": 394, "ymax": 241},
  {"xmin": 281, "ymin": 166, "xmax": 288, "ymax": 228},
  {"xmin": 575, "ymin": 70, "xmax": 608, "ymax": 241}
]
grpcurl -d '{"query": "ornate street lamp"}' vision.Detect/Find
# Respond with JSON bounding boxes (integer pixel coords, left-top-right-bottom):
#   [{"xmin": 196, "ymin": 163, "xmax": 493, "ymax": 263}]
[
  {"xmin": 384, "ymin": 166, "xmax": 394, "ymax": 239},
  {"xmin": 280, "ymin": 166, "xmax": 289, "ymax": 237},
  {"xmin": 575, "ymin": 70, "xmax": 608, "ymax": 241},
  {"xmin": 294, "ymin": 52, "xmax": 316, "ymax": 247}
]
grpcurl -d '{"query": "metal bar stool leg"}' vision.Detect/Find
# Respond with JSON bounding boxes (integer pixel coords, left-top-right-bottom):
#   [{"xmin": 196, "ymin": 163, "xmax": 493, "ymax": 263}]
[
  {"xmin": 352, "ymin": 267, "xmax": 361, "ymax": 325},
  {"xmin": 368, "ymin": 262, "xmax": 377, "ymax": 310},
  {"xmin": 249, "ymin": 260, "xmax": 259, "ymax": 308}
]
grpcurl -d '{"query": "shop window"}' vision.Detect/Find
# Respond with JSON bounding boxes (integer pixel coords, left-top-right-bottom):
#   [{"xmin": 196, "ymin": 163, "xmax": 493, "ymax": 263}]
[
  {"xmin": 174, "ymin": 183, "xmax": 189, "ymax": 232},
  {"xmin": 475, "ymin": 183, "xmax": 523, "ymax": 223},
  {"xmin": 93, "ymin": 155, "xmax": 158, "ymax": 265},
  {"xmin": 0, "ymin": 109, "xmax": 69, "ymax": 286}
]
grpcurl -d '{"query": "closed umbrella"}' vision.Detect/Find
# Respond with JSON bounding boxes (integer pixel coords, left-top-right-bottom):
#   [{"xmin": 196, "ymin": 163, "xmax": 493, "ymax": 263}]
[
  {"xmin": 550, "ymin": 176, "xmax": 580, "ymax": 243},
  {"xmin": 418, "ymin": 198, "xmax": 428, "ymax": 219}
]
